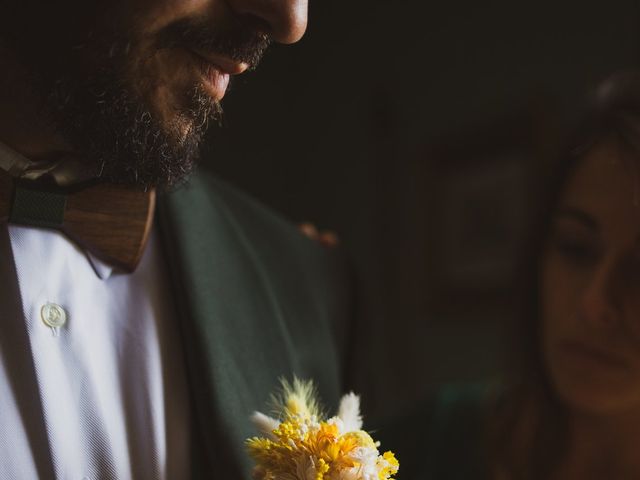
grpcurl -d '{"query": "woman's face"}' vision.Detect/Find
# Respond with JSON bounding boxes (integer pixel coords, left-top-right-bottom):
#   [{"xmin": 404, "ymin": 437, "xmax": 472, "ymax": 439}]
[{"xmin": 541, "ymin": 138, "xmax": 640, "ymax": 415}]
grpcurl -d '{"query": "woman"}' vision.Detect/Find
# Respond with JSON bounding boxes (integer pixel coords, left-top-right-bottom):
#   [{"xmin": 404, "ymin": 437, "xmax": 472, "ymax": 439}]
[{"xmin": 384, "ymin": 72, "xmax": 640, "ymax": 480}]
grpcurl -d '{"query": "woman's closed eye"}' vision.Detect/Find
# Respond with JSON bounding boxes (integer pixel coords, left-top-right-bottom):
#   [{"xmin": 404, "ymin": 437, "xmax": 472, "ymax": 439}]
[{"xmin": 550, "ymin": 231, "xmax": 602, "ymax": 268}]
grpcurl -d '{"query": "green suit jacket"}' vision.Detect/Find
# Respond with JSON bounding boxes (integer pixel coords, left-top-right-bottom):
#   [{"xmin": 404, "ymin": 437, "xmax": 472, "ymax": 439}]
[{"xmin": 158, "ymin": 169, "xmax": 353, "ymax": 479}]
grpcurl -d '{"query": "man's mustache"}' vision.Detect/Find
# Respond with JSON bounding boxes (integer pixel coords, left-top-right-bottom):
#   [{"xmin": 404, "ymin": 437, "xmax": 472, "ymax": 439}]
[{"xmin": 155, "ymin": 18, "xmax": 272, "ymax": 70}]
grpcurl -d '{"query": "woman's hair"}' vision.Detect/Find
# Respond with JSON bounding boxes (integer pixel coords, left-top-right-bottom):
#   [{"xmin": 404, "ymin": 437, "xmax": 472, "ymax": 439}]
[{"xmin": 488, "ymin": 71, "xmax": 640, "ymax": 479}]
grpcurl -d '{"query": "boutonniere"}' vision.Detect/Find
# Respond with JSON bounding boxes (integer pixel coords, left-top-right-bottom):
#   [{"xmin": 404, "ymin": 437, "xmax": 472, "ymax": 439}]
[{"xmin": 246, "ymin": 378, "xmax": 399, "ymax": 480}]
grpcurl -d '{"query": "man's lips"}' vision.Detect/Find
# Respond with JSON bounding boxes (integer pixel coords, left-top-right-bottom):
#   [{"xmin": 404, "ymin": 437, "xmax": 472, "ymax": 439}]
[
  {"xmin": 182, "ymin": 48, "xmax": 248, "ymax": 101},
  {"xmin": 190, "ymin": 48, "xmax": 250, "ymax": 75},
  {"xmin": 200, "ymin": 65, "xmax": 230, "ymax": 101}
]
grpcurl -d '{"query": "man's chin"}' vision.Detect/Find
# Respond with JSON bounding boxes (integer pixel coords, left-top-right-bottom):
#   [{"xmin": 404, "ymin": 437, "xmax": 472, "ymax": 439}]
[
  {"xmin": 168, "ymin": 111, "xmax": 216, "ymax": 147},
  {"xmin": 149, "ymin": 84, "xmax": 222, "ymax": 143},
  {"xmin": 42, "ymin": 71, "xmax": 220, "ymax": 191}
]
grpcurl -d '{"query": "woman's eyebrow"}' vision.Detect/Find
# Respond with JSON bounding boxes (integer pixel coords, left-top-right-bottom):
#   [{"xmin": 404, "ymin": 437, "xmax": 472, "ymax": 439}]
[{"xmin": 554, "ymin": 206, "xmax": 598, "ymax": 231}]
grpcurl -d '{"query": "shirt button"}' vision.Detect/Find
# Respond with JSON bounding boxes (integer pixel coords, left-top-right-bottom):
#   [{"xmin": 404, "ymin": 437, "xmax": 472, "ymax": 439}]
[{"xmin": 41, "ymin": 303, "xmax": 67, "ymax": 328}]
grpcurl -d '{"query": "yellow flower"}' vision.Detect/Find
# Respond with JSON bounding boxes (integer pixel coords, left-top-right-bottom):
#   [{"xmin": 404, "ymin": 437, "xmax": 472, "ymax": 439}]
[
  {"xmin": 247, "ymin": 378, "xmax": 399, "ymax": 480},
  {"xmin": 342, "ymin": 430, "xmax": 376, "ymax": 449},
  {"xmin": 378, "ymin": 451, "xmax": 400, "ymax": 479},
  {"xmin": 315, "ymin": 458, "xmax": 329, "ymax": 480}
]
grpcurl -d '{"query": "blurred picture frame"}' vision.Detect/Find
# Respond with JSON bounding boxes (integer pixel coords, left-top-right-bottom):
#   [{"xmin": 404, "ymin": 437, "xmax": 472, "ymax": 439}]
[{"xmin": 421, "ymin": 108, "xmax": 552, "ymax": 316}]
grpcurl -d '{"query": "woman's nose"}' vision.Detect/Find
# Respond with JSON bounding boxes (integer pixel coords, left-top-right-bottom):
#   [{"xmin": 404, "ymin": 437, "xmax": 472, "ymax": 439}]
[
  {"xmin": 226, "ymin": 0, "xmax": 308, "ymax": 44},
  {"xmin": 579, "ymin": 260, "xmax": 621, "ymax": 327}
]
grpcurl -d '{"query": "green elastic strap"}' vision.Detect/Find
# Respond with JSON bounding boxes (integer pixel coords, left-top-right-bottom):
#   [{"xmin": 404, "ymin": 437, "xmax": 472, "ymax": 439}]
[{"xmin": 9, "ymin": 184, "xmax": 67, "ymax": 228}]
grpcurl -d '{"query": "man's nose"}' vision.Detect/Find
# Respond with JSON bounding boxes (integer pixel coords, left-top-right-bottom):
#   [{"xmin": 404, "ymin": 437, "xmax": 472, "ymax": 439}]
[
  {"xmin": 227, "ymin": 0, "xmax": 308, "ymax": 44},
  {"xmin": 579, "ymin": 261, "xmax": 620, "ymax": 327}
]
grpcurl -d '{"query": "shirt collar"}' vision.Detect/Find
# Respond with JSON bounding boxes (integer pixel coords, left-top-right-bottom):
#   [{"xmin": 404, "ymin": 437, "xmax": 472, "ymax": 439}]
[
  {"xmin": 0, "ymin": 141, "xmax": 33, "ymax": 177},
  {"xmin": 86, "ymin": 251, "xmax": 116, "ymax": 280},
  {"xmin": 85, "ymin": 227, "xmax": 156, "ymax": 280},
  {"xmin": 1, "ymin": 140, "xmax": 124, "ymax": 279},
  {"xmin": 0, "ymin": 140, "xmax": 100, "ymax": 187}
]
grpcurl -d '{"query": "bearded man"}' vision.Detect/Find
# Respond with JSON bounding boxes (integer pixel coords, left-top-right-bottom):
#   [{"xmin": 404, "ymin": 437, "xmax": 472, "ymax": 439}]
[{"xmin": 0, "ymin": 1, "xmax": 351, "ymax": 478}]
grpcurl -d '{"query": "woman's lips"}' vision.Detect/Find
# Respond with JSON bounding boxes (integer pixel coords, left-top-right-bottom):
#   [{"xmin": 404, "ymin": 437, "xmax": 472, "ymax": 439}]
[{"xmin": 559, "ymin": 340, "xmax": 630, "ymax": 371}]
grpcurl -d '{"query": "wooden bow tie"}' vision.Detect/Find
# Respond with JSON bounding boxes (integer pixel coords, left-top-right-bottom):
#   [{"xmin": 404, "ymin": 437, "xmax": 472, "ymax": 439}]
[{"xmin": 0, "ymin": 169, "xmax": 155, "ymax": 272}]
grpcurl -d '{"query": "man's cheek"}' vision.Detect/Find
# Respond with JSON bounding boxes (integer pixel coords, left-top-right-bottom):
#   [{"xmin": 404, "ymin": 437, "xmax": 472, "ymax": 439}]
[
  {"xmin": 134, "ymin": 0, "xmax": 213, "ymax": 35},
  {"xmin": 132, "ymin": 48, "xmax": 197, "ymax": 122}
]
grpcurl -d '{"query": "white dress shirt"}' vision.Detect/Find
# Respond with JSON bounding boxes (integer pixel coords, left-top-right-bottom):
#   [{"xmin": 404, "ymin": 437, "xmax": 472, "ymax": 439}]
[{"xmin": 0, "ymin": 223, "xmax": 191, "ymax": 480}]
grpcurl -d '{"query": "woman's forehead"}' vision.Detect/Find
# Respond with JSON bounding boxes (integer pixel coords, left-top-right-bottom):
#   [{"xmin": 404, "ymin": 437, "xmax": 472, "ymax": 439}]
[{"xmin": 559, "ymin": 138, "xmax": 640, "ymax": 242}]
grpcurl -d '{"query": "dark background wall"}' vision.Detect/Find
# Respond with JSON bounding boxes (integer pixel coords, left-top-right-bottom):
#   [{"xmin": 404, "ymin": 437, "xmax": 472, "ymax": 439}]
[{"xmin": 203, "ymin": 0, "xmax": 640, "ymax": 420}]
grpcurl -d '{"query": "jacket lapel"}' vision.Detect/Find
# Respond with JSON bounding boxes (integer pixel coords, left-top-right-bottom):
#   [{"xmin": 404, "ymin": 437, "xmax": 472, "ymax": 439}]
[{"xmin": 157, "ymin": 172, "xmax": 342, "ymax": 478}]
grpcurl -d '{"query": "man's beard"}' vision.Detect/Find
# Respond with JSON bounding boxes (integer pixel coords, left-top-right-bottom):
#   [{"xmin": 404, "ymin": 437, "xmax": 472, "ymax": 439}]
[
  {"xmin": 43, "ymin": 66, "xmax": 217, "ymax": 191},
  {"xmin": 11, "ymin": 17, "xmax": 271, "ymax": 191}
]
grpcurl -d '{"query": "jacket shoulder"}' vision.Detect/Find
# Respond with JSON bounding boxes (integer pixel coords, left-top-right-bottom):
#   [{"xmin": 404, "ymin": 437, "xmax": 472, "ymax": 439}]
[
  {"xmin": 161, "ymin": 169, "xmax": 353, "ymax": 384},
  {"xmin": 188, "ymin": 171, "xmax": 346, "ymax": 284}
]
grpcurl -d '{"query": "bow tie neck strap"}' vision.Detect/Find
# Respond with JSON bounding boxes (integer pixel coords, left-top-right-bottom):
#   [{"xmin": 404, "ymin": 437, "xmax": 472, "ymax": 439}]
[{"xmin": 0, "ymin": 170, "xmax": 155, "ymax": 273}]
